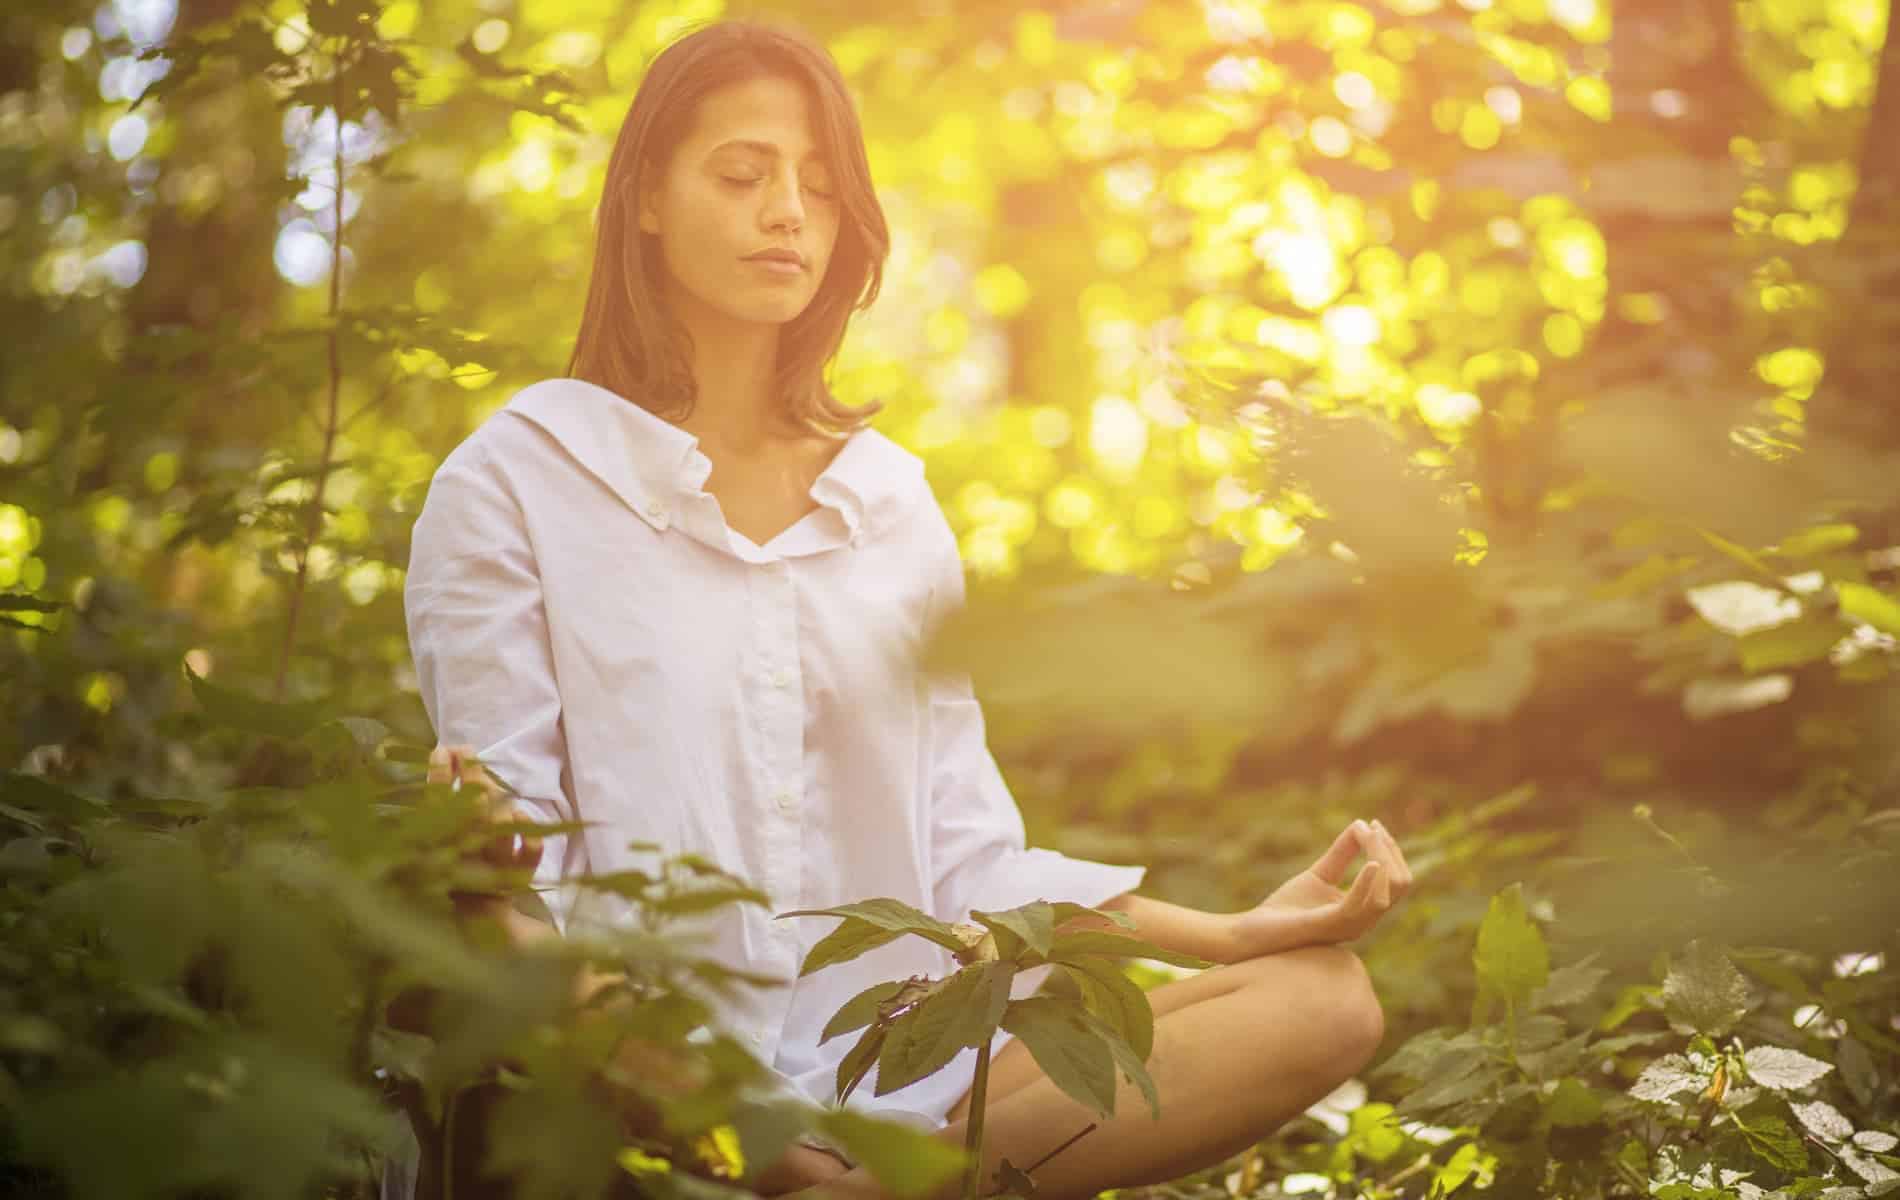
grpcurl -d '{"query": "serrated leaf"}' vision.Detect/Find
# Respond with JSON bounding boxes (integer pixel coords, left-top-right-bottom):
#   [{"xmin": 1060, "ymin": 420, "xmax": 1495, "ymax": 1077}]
[
  {"xmin": 1843, "ymin": 1145, "xmax": 1900, "ymax": 1185},
  {"xmin": 1629, "ymin": 1054, "xmax": 1709, "ymax": 1102},
  {"xmin": 1048, "ymin": 901, "xmax": 1135, "ymax": 931},
  {"xmin": 797, "ymin": 918, "xmax": 908, "ymax": 978},
  {"xmin": 821, "ymin": 981, "xmax": 907, "ymax": 1045},
  {"xmin": 1790, "ymin": 1099, "xmax": 1854, "ymax": 1143},
  {"xmin": 875, "ymin": 963, "xmax": 1016, "ymax": 1097},
  {"xmin": 1043, "ymin": 930, "xmax": 1213, "ymax": 969},
  {"xmin": 1070, "ymin": 1006, "xmax": 1160, "ymax": 1120},
  {"xmin": 1371, "ymin": 1027, "xmax": 1483, "ymax": 1082},
  {"xmin": 1530, "ymin": 958, "xmax": 1609, "ymax": 1011},
  {"xmin": 1737, "ymin": 1113, "xmax": 1808, "ymax": 1172},
  {"xmin": 1057, "ymin": 959, "xmax": 1155, "ymax": 1061},
  {"xmin": 1001, "ymin": 997, "xmax": 1120, "ymax": 1119},
  {"xmin": 972, "ymin": 901, "xmax": 1057, "ymax": 958},
  {"xmin": 834, "ymin": 1021, "xmax": 886, "ymax": 1104},
  {"xmin": 1740, "ymin": 1045, "xmax": 1834, "ymax": 1091},
  {"xmin": 1663, "ymin": 941, "xmax": 1751, "ymax": 1037},
  {"xmin": 779, "ymin": 899, "xmax": 966, "ymax": 955},
  {"xmin": 1473, "ymin": 884, "xmax": 1548, "ymax": 1008}
]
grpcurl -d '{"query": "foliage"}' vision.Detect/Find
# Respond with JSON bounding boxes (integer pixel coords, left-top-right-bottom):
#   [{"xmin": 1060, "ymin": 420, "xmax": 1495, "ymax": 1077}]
[
  {"xmin": 780, "ymin": 895, "xmax": 1211, "ymax": 1197},
  {"xmin": 3, "ymin": 0, "xmax": 1899, "ymax": 1196}
]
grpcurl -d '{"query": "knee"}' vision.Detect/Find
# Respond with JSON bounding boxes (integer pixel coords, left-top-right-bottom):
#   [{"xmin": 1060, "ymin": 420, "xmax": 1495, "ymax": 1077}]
[{"xmin": 1283, "ymin": 945, "xmax": 1386, "ymax": 1068}]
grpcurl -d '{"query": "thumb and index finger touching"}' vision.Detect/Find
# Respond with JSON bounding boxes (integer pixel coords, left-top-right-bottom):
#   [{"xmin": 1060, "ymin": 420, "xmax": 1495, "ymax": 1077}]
[{"xmin": 1312, "ymin": 818, "xmax": 1412, "ymax": 911}]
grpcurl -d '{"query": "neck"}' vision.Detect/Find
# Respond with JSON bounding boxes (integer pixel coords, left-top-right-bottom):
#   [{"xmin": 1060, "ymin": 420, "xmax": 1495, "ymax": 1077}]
[{"xmin": 663, "ymin": 279, "xmax": 800, "ymax": 455}]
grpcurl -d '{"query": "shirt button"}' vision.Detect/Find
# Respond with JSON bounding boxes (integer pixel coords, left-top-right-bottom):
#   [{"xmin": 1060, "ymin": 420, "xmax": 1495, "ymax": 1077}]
[
  {"xmin": 748, "ymin": 1032, "xmax": 762, "ymax": 1045},
  {"xmin": 643, "ymin": 501, "xmax": 667, "ymax": 521},
  {"xmin": 775, "ymin": 789, "xmax": 796, "ymax": 811},
  {"xmin": 770, "ymin": 669, "xmax": 791, "ymax": 688}
]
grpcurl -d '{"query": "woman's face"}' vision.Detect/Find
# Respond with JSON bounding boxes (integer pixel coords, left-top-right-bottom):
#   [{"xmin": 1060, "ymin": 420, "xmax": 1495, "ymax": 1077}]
[{"xmin": 637, "ymin": 74, "xmax": 843, "ymax": 338}]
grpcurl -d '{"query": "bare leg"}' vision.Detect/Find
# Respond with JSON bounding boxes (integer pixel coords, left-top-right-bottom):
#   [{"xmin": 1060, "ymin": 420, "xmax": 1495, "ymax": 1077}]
[{"xmin": 809, "ymin": 944, "xmax": 1384, "ymax": 1200}]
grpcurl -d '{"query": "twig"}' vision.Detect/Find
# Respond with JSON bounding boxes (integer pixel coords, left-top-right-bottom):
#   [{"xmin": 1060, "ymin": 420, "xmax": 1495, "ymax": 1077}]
[
  {"xmin": 963, "ymin": 1041, "xmax": 992, "ymax": 1200},
  {"xmin": 1025, "ymin": 1122, "xmax": 1097, "ymax": 1174},
  {"xmin": 273, "ymin": 37, "xmax": 349, "ymax": 702}
]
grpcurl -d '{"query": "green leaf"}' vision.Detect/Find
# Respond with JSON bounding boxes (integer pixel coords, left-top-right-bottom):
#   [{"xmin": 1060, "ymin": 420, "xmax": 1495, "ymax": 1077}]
[
  {"xmin": 1069, "ymin": 1006, "xmax": 1161, "ymax": 1119},
  {"xmin": 1049, "ymin": 901, "xmax": 1135, "ymax": 930},
  {"xmin": 972, "ymin": 900, "xmax": 1057, "ymax": 957},
  {"xmin": 1736, "ymin": 1113, "xmax": 1808, "ymax": 1172},
  {"xmin": 875, "ymin": 963, "xmax": 1016, "ymax": 1096},
  {"xmin": 1057, "ymin": 958, "xmax": 1155, "ymax": 1061},
  {"xmin": 779, "ymin": 899, "xmax": 966, "ymax": 956},
  {"xmin": 1737, "ymin": 616, "xmax": 1845, "ymax": 672},
  {"xmin": 814, "ymin": 1109, "xmax": 967, "ymax": 1199},
  {"xmin": 647, "ymin": 885, "xmax": 771, "ymax": 917},
  {"xmin": 821, "ymin": 980, "xmax": 907, "ymax": 1045},
  {"xmin": 1000, "ymin": 997, "xmax": 1120, "ymax": 1119},
  {"xmin": 1662, "ymin": 941, "xmax": 1751, "ymax": 1037},
  {"xmin": 1740, "ymin": 1045, "xmax": 1834, "ymax": 1091},
  {"xmin": 834, "ymin": 1021, "xmax": 887, "ymax": 1104},
  {"xmin": 1774, "ymin": 523, "xmax": 1859, "ymax": 557},
  {"xmin": 1543, "ymin": 1077, "xmax": 1605, "ymax": 1127},
  {"xmin": 1473, "ymin": 884, "xmax": 1548, "ymax": 1009},
  {"xmin": 1530, "ymin": 958, "xmax": 1608, "ymax": 1011},
  {"xmin": 183, "ymin": 660, "xmax": 330, "ymax": 739},
  {"xmin": 1838, "ymin": 582, "xmax": 1900, "ymax": 636},
  {"xmin": 1043, "ymin": 930, "xmax": 1213, "ymax": 969},
  {"xmin": 0, "ymin": 772, "xmax": 107, "ymax": 823},
  {"xmin": 797, "ymin": 918, "xmax": 908, "ymax": 978}
]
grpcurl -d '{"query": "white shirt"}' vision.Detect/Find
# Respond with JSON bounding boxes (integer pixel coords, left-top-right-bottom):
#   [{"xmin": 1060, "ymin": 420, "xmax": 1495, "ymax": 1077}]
[{"xmin": 402, "ymin": 377, "xmax": 1146, "ymax": 1133}]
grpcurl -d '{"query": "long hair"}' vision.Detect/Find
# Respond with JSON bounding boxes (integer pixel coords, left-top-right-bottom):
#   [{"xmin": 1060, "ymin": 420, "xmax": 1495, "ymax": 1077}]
[{"xmin": 566, "ymin": 20, "xmax": 889, "ymax": 434}]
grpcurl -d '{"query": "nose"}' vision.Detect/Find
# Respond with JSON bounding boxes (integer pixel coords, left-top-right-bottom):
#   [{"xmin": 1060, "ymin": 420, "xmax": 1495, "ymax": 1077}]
[{"xmin": 762, "ymin": 166, "xmax": 805, "ymax": 232}]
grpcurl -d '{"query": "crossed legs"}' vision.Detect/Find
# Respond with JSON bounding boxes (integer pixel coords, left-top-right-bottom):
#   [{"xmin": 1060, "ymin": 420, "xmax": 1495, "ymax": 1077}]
[{"xmin": 800, "ymin": 943, "xmax": 1383, "ymax": 1200}]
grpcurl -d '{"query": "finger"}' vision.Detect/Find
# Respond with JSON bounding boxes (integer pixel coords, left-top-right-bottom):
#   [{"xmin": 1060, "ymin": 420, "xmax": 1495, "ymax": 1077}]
[
  {"xmin": 1310, "ymin": 821, "xmax": 1369, "ymax": 886},
  {"xmin": 1356, "ymin": 818, "xmax": 1398, "ymax": 894},
  {"xmin": 1343, "ymin": 858, "xmax": 1381, "ymax": 916},
  {"xmin": 427, "ymin": 743, "xmax": 456, "ymax": 785},
  {"xmin": 1371, "ymin": 819, "xmax": 1413, "ymax": 897}
]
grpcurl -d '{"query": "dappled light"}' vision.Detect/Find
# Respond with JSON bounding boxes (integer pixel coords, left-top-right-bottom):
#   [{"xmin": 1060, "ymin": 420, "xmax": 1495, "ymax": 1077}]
[{"xmin": 3, "ymin": 0, "xmax": 1899, "ymax": 1195}]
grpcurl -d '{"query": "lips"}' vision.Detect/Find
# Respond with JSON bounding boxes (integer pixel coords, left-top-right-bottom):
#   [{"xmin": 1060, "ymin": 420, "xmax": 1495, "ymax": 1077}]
[{"xmin": 745, "ymin": 250, "xmax": 805, "ymax": 268}]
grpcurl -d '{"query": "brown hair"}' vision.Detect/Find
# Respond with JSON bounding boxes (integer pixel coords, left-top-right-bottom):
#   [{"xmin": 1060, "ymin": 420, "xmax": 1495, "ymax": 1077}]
[{"xmin": 565, "ymin": 19, "xmax": 889, "ymax": 434}]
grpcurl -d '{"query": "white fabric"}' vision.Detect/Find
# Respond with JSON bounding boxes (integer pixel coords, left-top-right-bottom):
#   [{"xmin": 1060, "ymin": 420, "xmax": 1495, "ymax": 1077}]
[{"xmin": 402, "ymin": 376, "xmax": 1146, "ymax": 1136}]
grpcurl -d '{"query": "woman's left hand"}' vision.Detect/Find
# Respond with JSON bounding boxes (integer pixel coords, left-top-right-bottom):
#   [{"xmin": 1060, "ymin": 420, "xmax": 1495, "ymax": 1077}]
[{"xmin": 1227, "ymin": 819, "xmax": 1413, "ymax": 957}]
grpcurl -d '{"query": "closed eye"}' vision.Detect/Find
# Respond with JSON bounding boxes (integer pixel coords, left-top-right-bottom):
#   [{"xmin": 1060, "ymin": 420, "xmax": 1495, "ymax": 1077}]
[{"xmin": 722, "ymin": 176, "xmax": 835, "ymax": 200}]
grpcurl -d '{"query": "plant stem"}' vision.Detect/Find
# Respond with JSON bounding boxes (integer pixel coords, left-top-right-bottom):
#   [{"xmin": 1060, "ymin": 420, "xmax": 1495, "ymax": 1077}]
[
  {"xmin": 1025, "ymin": 1122, "xmax": 1096, "ymax": 1173},
  {"xmin": 963, "ymin": 1040, "xmax": 991, "ymax": 1200},
  {"xmin": 274, "ymin": 41, "xmax": 348, "ymax": 701}
]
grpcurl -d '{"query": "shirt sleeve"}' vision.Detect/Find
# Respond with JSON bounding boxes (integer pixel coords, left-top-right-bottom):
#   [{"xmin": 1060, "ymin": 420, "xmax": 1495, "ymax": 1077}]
[
  {"xmin": 920, "ymin": 503, "xmax": 1146, "ymax": 961},
  {"xmin": 403, "ymin": 439, "xmax": 580, "ymax": 934}
]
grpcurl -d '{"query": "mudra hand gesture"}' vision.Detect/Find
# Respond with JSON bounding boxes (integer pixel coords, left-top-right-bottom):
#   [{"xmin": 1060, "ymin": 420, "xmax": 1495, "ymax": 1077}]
[
  {"xmin": 1229, "ymin": 818, "xmax": 1414, "ymax": 957},
  {"xmin": 425, "ymin": 744, "xmax": 552, "ymax": 944}
]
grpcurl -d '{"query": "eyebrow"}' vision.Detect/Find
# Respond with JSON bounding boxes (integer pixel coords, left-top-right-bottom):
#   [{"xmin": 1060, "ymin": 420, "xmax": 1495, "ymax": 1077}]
[{"xmin": 708, "ymin": 139, "xmax": 826, "ymax": 164}]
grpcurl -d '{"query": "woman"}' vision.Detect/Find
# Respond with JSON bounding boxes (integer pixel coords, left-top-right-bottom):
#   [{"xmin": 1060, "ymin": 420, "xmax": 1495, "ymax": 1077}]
[{"xmin": 405, "ymin": 19, "xmax": 1412, "ymax": 1199}]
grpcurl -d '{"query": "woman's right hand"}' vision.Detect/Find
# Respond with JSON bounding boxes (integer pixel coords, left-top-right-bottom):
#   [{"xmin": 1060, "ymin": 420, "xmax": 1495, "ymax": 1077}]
[{"xmin": 427, "ymin": 743, "xmax": 549, "ymax": 936}]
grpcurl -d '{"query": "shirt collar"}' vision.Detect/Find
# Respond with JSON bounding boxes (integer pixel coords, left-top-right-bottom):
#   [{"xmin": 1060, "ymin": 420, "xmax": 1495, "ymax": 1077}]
[{"xmin": 498, "ymin": 378, "xmax": 924, "ymax": 544}]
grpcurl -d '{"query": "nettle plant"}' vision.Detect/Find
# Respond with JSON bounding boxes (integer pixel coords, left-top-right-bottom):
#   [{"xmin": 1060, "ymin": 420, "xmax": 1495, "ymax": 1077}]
[
  {"xmin": 779, "ymin": 897, "xmax": 1213, "ymax": 1199},
  {"xmin": 1370, "ymin": 885, "xmax": 1900, "ymax": 1200}
]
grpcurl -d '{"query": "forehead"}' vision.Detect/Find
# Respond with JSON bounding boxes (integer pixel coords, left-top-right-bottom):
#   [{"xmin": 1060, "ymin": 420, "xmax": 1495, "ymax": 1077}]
[{"xmin": 684, "ymin": 75, "xmax": 825, "ymax": 161}]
